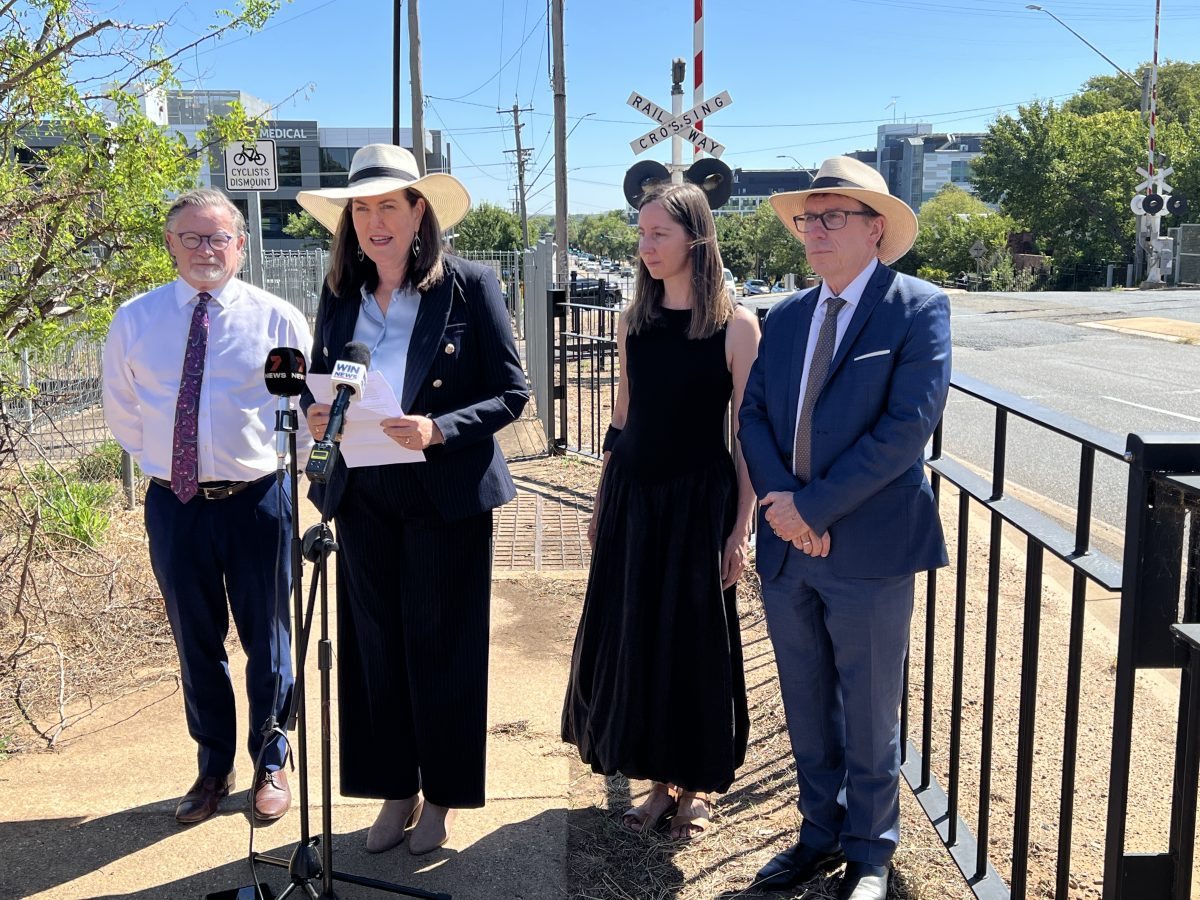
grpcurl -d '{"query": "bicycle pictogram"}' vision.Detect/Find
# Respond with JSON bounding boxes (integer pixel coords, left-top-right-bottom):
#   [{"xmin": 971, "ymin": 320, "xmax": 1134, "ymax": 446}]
[{"xmin": 232, "ymin": 143, "xmax": 267, "ymax": 166}]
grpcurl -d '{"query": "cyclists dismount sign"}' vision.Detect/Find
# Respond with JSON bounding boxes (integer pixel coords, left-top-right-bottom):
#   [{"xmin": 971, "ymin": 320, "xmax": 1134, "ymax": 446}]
[{"xmin": 224, "ymin": 139, "xmax": 278, "ymax": 192}]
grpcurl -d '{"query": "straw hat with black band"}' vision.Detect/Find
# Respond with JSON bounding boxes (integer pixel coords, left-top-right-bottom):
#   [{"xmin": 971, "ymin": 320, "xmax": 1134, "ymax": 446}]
[
  {"xmin": 297, "ymin": 144, "xmax": 471, "ymax": 234},
  {"xmin": 767, "ymin": 156, "xmax": 918, "ymax": 266}
]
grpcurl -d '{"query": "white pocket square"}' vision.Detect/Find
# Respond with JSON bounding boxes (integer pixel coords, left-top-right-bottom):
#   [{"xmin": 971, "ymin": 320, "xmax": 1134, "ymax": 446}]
[{"xmin": 853, "ymin": 349, "xmax": 890, "ymax": 361}]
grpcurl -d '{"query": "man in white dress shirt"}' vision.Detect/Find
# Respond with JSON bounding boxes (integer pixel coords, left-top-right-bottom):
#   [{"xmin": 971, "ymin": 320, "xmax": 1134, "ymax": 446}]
[{"xmin": 103, "ymin": 188, "xmax": 312, "ymax": 825}]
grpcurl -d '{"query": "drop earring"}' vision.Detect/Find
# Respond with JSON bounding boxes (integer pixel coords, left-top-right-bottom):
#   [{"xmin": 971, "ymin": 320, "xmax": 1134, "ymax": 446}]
[
  {"xmin": 411, "ymin": 234, "xmax": 422, "ymax": 259},
  {"xmin": 356, "ymin": 245, "xmax": 364, "ymax": 262}
]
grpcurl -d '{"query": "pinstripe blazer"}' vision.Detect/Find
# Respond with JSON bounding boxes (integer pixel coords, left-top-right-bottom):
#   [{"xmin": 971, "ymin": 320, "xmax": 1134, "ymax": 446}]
[
  {"xmin": 739, "ymin": 264, "xmax": 951, "ymax": 580},
  {"xmin": 300, "ymin": 254, "xmax": 528, "ymax": 521}
]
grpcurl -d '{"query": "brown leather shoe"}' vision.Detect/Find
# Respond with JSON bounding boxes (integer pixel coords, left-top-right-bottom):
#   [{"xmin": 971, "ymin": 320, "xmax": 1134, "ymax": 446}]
[
  {"xmin": 253, "ymin": 768, "xmax": 291, "ymax": 822},
  {"xmin": 175, "ymin": 771, "xmax": 234, "ymax": 825}
]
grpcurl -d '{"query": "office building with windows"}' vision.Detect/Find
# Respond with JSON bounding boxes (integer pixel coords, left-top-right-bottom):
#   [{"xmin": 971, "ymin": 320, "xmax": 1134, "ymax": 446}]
[
  {"xmin": 860, "ymin": 123, "xmax": 986, "ymax": 210},
  {"xmin": 101, "ymin": 87, "xmax": 454, "ymax": 248}
]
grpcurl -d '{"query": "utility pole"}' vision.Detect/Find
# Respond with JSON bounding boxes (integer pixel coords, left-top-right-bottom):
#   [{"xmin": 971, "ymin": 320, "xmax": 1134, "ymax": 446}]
[
  {"xmin": 502, "ymin": 103, "xmax": 534, "ymax": 247},
  {"xmin": 408, "ymin": 0, "xmax": 426, "ymax": 173},
  {"xmin": 552, "ymin": 0, "xmax": 568, "ymax": 284},
  {"xmin": 392, "ymin": 0, "xmax": 402, "ymax": 146}
]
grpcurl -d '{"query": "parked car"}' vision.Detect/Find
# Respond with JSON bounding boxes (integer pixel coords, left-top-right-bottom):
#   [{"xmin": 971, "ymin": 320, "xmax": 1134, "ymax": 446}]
[
  {"xmin": 743, "ymin": 278, "xmax": 769, "ymax": 295},
  {"xmin": 723, "ymin": 268, "xmax": 736, "ymax": 301},
  {"xmin": 770, "ymin": 282, "xmax": 791, "ymax": 293},
  {"xmin": 570, "ymin": 277, "xmax": 622, "ymax": 307}
]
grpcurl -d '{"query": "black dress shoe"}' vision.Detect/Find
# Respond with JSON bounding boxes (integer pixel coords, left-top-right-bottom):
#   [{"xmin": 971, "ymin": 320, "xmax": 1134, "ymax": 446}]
[
  {"xmin": 836, "ymin": 861, "xmax": 890, "ymax": 900},
  {"xmin": 753, "ymin": 840, "xmax": 845, "ymax": 891}
]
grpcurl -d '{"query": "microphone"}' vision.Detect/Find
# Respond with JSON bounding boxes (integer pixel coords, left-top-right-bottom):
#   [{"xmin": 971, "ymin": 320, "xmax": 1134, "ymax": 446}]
[
  {"xmin": 264, "ymin": 347, "xmax": 308, "ymax": 464},
  {"xmin": 305, "ymin": 341, "xmax": 370, "ymax": 483}
]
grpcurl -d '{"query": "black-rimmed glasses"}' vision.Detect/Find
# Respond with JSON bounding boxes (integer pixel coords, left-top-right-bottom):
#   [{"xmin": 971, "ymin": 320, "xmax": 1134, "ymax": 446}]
[
  {"xmin": 792, "ymin": 210, "xmax": 876, "ymax": 232},
  {"xmin": 174, "ymin": 231, "xmax": 235, "ymax": 250}
]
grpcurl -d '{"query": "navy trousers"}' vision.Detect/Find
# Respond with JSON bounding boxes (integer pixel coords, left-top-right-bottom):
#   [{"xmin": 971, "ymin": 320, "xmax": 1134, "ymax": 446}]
[
  {"xmin": 760, "ymin": 544, "xmax": 914, "ymax": 866},
  {"xmin": 145, "ymin": 475, "xmax": 293, "ymax": 778}
]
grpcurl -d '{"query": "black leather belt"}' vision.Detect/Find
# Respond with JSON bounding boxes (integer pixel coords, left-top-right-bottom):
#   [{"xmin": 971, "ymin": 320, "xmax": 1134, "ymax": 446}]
[{"xmin": 150, "ymin": 474, "xmax": 271, "ymax": 500}]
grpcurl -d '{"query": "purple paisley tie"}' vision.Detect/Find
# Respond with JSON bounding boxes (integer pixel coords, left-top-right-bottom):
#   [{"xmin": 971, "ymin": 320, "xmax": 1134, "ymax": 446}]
[{"xmin": 170, "ymin": 292, "xmax": 210, "ymax": 503}]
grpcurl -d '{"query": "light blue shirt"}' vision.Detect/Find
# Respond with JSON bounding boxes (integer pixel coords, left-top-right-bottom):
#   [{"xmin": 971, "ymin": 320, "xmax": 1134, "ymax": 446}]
[
  {"xmin": 793, "ymin": 258, "xmax": 878, "ymax": 448},
  {"xmin": 353, "ymin": 283, "xmax": 422, "ymax": 409}
]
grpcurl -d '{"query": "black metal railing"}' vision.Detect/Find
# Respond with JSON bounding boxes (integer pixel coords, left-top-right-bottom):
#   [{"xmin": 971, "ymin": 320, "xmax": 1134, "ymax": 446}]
[
  {"xmin": 545, "ymin": 290, "xmax": 1200, "ymax": 898},
  {"xmin": 550, "ymin": 294, "xmax": 619, "ymax": 458},
  {"xmin": 912, "ymin": 373, "xmax": 1200, "ymax": 900}
]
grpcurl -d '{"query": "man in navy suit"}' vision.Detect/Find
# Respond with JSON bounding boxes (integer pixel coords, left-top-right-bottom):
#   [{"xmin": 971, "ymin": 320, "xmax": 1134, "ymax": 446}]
[{"xmin": 739, "ymin": 156, "xmax": 951, "ymax": 900}]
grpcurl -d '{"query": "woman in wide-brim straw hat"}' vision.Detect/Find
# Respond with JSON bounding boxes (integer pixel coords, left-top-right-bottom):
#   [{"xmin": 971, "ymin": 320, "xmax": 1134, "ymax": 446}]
[{"xmin": 297, "ymin": 144, "xmax": 528, "ymax": 856}]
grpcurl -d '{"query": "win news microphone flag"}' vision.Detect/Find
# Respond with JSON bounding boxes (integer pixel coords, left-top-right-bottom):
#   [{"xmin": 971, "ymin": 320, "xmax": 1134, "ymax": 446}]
[
  {"xmin": 305, "ymin": 341, "xmax": 370, "ymax": 483},
  {"xmin": 264, "ymin": 347, "xmax": 307, "ymax": 464}
]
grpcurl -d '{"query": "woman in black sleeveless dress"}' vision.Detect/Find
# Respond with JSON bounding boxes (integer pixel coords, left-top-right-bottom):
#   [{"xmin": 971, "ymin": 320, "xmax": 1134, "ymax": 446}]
[{"xmin": 562, "ymin": 181, "xmax": 761, "ymax": 839}]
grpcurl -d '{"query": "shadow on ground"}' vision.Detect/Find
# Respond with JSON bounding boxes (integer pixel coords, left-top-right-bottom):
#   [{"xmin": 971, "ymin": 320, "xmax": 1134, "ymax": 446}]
[{"xmin": 0, "ymin": 804, "xmax": 567, "ymax": 900}]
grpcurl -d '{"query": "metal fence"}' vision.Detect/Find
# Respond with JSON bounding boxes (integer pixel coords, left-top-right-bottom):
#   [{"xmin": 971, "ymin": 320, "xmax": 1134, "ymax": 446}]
[
  {"xmin": 0, "ymin": 337, "xmax": 109, "ymax": 462},
  {"xmin": 4, "ymin": 247, "xmax": 533, "ymax": 471},
  {"xmin": 543, "ymin": 291, "xmax": 1200, "ymax": 898},
  {"xmin": 522, "ymin": 237, "xmax": 556, "ymax": 446},
  {"xmin": 912, "ymin": 375, "xmax": 1200, "ymax": 900},
  {"xmin": 4, "ymin": 251, "xmax": 328, "ymax": 468},
  {"xmin": 458, "ymin": 249, "xmax": 525, "ymax": 337}
]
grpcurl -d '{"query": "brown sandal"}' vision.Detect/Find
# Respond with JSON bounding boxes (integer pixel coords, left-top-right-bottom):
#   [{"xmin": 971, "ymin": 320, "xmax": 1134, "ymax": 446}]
[
  {"xmin": 621, "ymin": 782, "xmax": 678, "ymax": 834},
  {"xmin": 669, "ymin": 791, "xmax": 712, "ymax": 841}
]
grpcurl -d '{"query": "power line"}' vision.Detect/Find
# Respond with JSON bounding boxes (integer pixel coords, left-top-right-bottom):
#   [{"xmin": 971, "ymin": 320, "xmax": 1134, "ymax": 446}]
[
  {"xmin": 425, "ymin": 99, "xmax": 507, "ymax": 182},
  {"xmin": 435, "ymin": 5, "xmax": 548, "ymax": 102}
]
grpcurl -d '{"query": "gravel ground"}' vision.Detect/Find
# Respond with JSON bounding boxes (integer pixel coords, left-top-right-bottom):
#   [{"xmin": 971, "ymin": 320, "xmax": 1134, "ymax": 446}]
[{"xmin": 522, "ymin": 455, "xmax": 1185, "ymax": 900}]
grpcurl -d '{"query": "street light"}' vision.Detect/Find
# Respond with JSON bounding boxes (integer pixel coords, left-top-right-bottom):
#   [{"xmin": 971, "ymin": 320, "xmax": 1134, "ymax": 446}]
[
  {"xmin": 776, "ymin": 154, "xmax": 803, "ymax": 168},
  {"xmin": 1025, "ymin": 5, "xmax": 1140, "ymax": 87}
]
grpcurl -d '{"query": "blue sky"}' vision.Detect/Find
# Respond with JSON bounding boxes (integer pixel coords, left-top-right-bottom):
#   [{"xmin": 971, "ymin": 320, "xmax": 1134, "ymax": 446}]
[{"xmin": 103, "ymin": 0, "xmax": 1200, "ymax": 213}]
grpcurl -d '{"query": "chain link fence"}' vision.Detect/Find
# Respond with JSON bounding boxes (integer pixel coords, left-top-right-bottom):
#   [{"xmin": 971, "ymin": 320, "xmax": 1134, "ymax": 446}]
[{"xmin": 4, "ymin": 247, "xmax": 532, "ymax": 469}]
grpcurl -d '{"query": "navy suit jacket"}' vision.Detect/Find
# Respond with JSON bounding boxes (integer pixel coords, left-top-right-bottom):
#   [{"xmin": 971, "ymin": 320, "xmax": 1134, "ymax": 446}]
[
  {"xmin": 738, "ymin": 263, "xmax": 951, "ymax": 580},
  {"xmin": 300, "ymin": 254, "xmax": 528, "ymax": 522}
]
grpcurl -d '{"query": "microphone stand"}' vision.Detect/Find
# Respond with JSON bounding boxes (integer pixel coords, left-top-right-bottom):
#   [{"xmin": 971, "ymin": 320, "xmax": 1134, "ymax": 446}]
[{"xmin": 250, "ymin": 413, "xmax": 449, "ymax": 900}]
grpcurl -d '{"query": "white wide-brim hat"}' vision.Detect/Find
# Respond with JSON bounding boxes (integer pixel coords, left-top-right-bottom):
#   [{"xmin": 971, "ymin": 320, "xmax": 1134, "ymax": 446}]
[
  {"xmin": 297, "ymin": 143, "xmax": 471, "ymax": 233},
  {"xmin": 768, "ymin": 156, "xmax": 918, "ymax": 265}
]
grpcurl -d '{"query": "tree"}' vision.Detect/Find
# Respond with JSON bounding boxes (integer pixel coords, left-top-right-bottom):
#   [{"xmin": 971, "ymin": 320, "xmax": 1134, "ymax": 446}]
[
  {"xmin": 972, "ymin": 100, "xmax": 1197, "ymax": 268},
  {"xmin": 576, "ymin": 211, "xmax": 636, "ymax": 260},
  {"xmin": 913, "ymin": 186, "xmax": 1017, "ymax": 276},
  {"xmin": 715, "ymin": 214, "xmax": 752, "ymax": 279},
  {"xmin": 453, "ymin": 203, "xmax": 522, "ymax": 253},
  {"xmin": 1064, "ymin": 60, "xmax": 1200, "ymax": 127},
  {"xmin": 283, "ymin": 210, "xmax": 332, "ymax": 250},
  {"xmin": 0, "ymin": 1, "xmax": 279, "ymax": 347},
  {"xmin": 743, "ymin": 202, "xmax": 810, "ymax": 282},
  {"xmin": 527, "ymin": 214, "xmax": 554, "ymax": 242}
]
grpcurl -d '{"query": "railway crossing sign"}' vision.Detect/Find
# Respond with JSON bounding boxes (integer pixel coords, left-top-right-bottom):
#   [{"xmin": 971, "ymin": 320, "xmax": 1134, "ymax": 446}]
[
  {"xmin": 626, "ymin": 89, "xmax": 732, "ymax": 158},
  {"xmin": 224, "ymin": 139, "xmax": 278, "ymax": 192}
]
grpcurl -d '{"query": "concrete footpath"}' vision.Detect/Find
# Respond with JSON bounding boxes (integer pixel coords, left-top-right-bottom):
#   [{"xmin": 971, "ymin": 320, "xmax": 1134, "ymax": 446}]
[{"xmin": 0, "ymin": 422, "xmax": 578, "ymax": 900}]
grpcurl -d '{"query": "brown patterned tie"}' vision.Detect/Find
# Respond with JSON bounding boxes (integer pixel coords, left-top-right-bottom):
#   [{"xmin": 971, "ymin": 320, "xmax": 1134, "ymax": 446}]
[
  {"xmin": 170, "ymin": 292, "xmax": 211, "ymax": 503},
  {"xmin": 793, "ymin": 296, "xmax": 846, "ymax": 482}
]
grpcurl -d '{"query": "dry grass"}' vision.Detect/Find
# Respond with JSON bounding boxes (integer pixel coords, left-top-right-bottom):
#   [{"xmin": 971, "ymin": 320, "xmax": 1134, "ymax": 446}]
[
  {"xmin": 563, "ymin": 573, "xmax": 973, "ymax": 900},
  {"xmin": 0, "ymin": 437, "xmax": 178, "ymax": 753}
]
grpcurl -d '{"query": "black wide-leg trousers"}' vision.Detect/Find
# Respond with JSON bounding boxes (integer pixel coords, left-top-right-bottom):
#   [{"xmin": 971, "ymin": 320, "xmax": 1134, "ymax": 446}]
[{"xmin": 333, "ymin": 463, "xmax": 493, "ymax": 808}]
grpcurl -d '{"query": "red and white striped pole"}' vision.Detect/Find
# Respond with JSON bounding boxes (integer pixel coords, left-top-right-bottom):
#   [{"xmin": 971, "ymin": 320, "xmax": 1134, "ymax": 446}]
[
  {"xmin": 693, "ymin": 0, "xmax": 704, "ymax": 157},
  {"xmin": 1146, "ymin": 0, "xmax": 1161, "ymax": 193}
]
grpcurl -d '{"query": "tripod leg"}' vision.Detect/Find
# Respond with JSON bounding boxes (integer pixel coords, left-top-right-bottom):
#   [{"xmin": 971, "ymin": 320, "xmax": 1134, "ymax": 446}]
[{"xmin": 276, "ymin": 884, "xmax": 297, "ymax": 900}]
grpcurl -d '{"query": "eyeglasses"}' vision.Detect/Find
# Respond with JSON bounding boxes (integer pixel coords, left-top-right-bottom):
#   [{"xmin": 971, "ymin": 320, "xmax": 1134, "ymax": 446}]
[
  {"xmin": 792, "ymin": 210, "xmax": 877, "ymax": 233},
  {"xmin": 174, "ymin": 231, "xmax": 235, "ymax": 251}
]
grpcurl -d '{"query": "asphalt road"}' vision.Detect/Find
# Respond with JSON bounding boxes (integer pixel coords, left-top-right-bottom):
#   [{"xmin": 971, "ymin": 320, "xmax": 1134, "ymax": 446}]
[{"xmin": 945, "ymin": 288, "xmax": 1200, "ymax": 542}]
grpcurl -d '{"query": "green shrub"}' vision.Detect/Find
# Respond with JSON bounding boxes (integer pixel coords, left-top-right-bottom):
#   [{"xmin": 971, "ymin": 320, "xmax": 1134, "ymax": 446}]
[
  {"xmin": 75, "ymin": 439, "xmax": 126, "ymax": 482},
  {"xmin": 918, "ymin": 266, "xmax": 952, "ymax": 285},
  {"xmin": 21, "ymin": 466, "xmax": 116, "ymax": 547}
]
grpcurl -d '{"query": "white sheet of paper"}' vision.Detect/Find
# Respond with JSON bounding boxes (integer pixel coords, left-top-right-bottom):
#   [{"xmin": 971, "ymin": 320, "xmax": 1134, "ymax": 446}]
[{"xmin": 306, "ymin": 373, "xmax": 425, "ymax": 466}]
